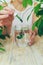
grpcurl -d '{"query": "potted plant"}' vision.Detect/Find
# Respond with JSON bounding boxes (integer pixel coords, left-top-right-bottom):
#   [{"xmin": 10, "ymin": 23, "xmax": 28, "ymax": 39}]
[{"xmin": 32, "ymin": 0, "xmax": 43, "ymax": 36}]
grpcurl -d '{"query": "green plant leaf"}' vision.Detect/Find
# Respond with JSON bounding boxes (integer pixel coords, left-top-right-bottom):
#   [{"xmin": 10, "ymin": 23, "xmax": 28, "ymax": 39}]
[
  {"xmin": 32, "ymin": 16, "xmax": 43, "ymax": 36},
  {"xmin": 0, "ymin": 28, "xmax": 3, "ymax": 35},
  {"xmin": 0, "ymin": 43, "xmax": 3, "ymax": 47},
  {"xmin": 27, "ymin": 0, "xmax": 33, "ymax": 5},
  {"xmin": 38, "ymin": 19, "xmax": 43, "ymax": 36},
  {"xmin": 34, "ymin": 3, "xmax": 41, "ymax": 14},
  {"xmin": 3, "ymin": 0, "xmax": 7, "ymax": 3},
  {"xmin": 22, "ymin": 0, "xmax": 33, "ymax": 8},
  {"xmin": 0, "ymin": 5, "xmax": 4, "ymax": 10},
  {"xmin": 36, "ymin": 9, "xmax": 43, "ymax": 16},
  {"xmin": 40, "ymin": 0, "xmax": 43, "ymax": 2},
  {"xmin": 22, "ymin": 0, "xmax": 28, "ymax": 8},
  {"xmin": 17, "ymin": 33, "xmax": 24, "ymax": 39},
  {"xmin": 32, "ymin": 17, "xmax": 41, "ymax": 30},
  {"xmin": 0, "ymin": 35, "xmax": 6, "ymax": 39},
  {"xmin": 0, "ymin": 47, "xmax": 5, "ymax": 51},
  {"xmin": 36, "ymin": 0, "xmax": 39, "ymax": 1},
  {"xmin": 27, "ymin": 3, "xmax": 41, "ymax": 21}
]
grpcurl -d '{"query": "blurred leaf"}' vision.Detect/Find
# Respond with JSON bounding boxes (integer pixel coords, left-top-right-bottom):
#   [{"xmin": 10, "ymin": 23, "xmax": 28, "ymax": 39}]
[
  {"xmin": 22, "ymin": 0, "xmax": 27, "ymax": 8},
  {"xmin": 3, "ymin": 0, "xmax": 7, "ymax": 3},
  {"xmin": 0, "ymin": 47, "xmax": 5, "ymax": 51},
  {"xmin": 0, "ymin": 5, "xmax": 4, "ymax": 10},
  {"xmin": 40, "ymin": 0, "xmax": 43, "ymax": 2},
  {"xmin": 27, "ymin": 0, "xmax": 33, "ymax": 5},
  {"xmin": 32, "ymin": 17, "xmax": 41, "ymax": 30},
  {"xmin": 34, "ymin": 3, "xmax": 41, "ymax": 14},
  {"xmin": 36, "ymin": 9, "xmax": 43, "ymax": 16},
  {"xmin": 36, "ymin": 0, "xmax": 40, "ymax": 1},
  {"xmin": 38, "ymin": 19, "xmax": 43, "ymax": 36},
  {"xmin": 0, "ymin": 43, "xmax": 3, "ymax": 47},
  {"xmin": 22, "ymin": 0, "xmax": 33, "ymax": 8},
  {"xmin": 0, "ymin": 27, "xmax": 3, "ymax": 35},
  {"xmin": 0, "ymin": 35, "xmax": 6, "ymax": 39}
]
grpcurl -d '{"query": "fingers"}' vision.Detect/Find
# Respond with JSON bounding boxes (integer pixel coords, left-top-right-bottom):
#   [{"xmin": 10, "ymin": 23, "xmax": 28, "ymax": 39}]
[
  {"xmin": 30, "ymin": 32, "xmax": 35, "ymax": 41},
  {"xmin": 0, "ymin": 15, "xmax": 8, "ymax": 20},
  {"xmin": 29, "ymin": 31, "xmax": 36, "ymax": 46},
  {"xmin": 0, "ymin": 7, "xmax": 14, "ymax": 15},
  {"xmin": 29, "ymin": 35, "xmax": 35, "ymax": 46},
  {"xmin": 0, "ymin": 7, "xmax": 14, "ymax": 19},
  {"xmin": 4, "ymin": 7, "xmax": 14, "ymax": 15},
  {"xmin": 29, "ymin": 30, "xmax": 34, "ymax": 38},
  {"xmin": 0, "ymin": 10, "xmax": 11, "ymax": 15}
]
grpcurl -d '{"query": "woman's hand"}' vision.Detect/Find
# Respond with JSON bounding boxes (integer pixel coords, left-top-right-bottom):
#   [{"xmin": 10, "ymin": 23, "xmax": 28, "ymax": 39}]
[
  {"xmin": 29, "ymin": 27, "xmax": 38, "ymax": 46},
  {"xmin": 29, "ymin": 30, "xmax": 36, "ymax": 46},
  {"xmin": 0, "ymin": 7, "xmax": 14, "ymax": 34},
  {"xmin": 0, "ymin": 7, "xmax": 14, "ymax": 20}
]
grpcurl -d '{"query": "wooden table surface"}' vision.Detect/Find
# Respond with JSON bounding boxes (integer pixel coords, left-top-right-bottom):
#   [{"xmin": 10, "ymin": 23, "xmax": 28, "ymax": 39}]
[{"xmin": 0, "ymin": 36, "xmax": 43, "ymax": 65}]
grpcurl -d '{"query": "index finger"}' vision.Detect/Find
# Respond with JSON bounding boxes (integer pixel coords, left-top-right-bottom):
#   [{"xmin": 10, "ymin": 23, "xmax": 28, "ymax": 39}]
[
  {"xmin": 4, "ymin": 7, "xmax": 14, "ymax": 15},
  {"xmin": 0, "ymin": 15, "xmax": 8, "ymax": 20}
]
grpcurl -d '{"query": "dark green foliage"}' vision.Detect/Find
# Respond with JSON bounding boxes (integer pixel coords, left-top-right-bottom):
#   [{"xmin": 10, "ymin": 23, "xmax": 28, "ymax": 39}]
[
  {"xmin": 0, "ymin": 26, "xmax": 3, "ymax": 35},
  {"xmin": 32, "ymin": 17, "xmax": 43, "ymax": 36},
  {"xmin": 32, "ymin": 1, "xmax": 43, "ymax": 36},
  {"xmin": 36, "ymin": 9, "xmax": 43, "ymax": 16},
  {"xmin": 0, "ymin": 34, "xmax": 10, "ymax": 40},
  {"xmin": 17, "ymin": 32, "xmax": 24, "ymax": 39},
  {"xmin": 34, "ymin": 3, "xmax": 41, "ymax": 14},
  {"xmin": 38, "ymin": 19, "xmax": 43, "ymax": 36},
  {"xmin": 40, "ymin": 0, "xmax": 43, "ymax": 2},
  {"xmin": 0, "ymin": 43, "xmax": 3, "ymax": 47},
  {"xmin": 0, "ymin": 43, "xmax": 5, "ymax": 52},
  {"xmin": 32, "ymin": 17, "xmax": 41, "ymax": 30}
]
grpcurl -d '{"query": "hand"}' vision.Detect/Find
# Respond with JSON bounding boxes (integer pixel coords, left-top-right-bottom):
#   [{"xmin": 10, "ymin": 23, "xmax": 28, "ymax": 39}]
[
  {"xmin": 29, "ymin": 27, "xmax": 38, "ymax": 46},
  {"xmin": 0, "ymin": 7, "xmax": 14, "ymax": 34},
  {"xmin": 0, "ymin": 7, "xmax": 14, "ymax": 20},
  {"xmin": 29, "ymin": 30, "xmax": 36, "ymax": 46}
]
